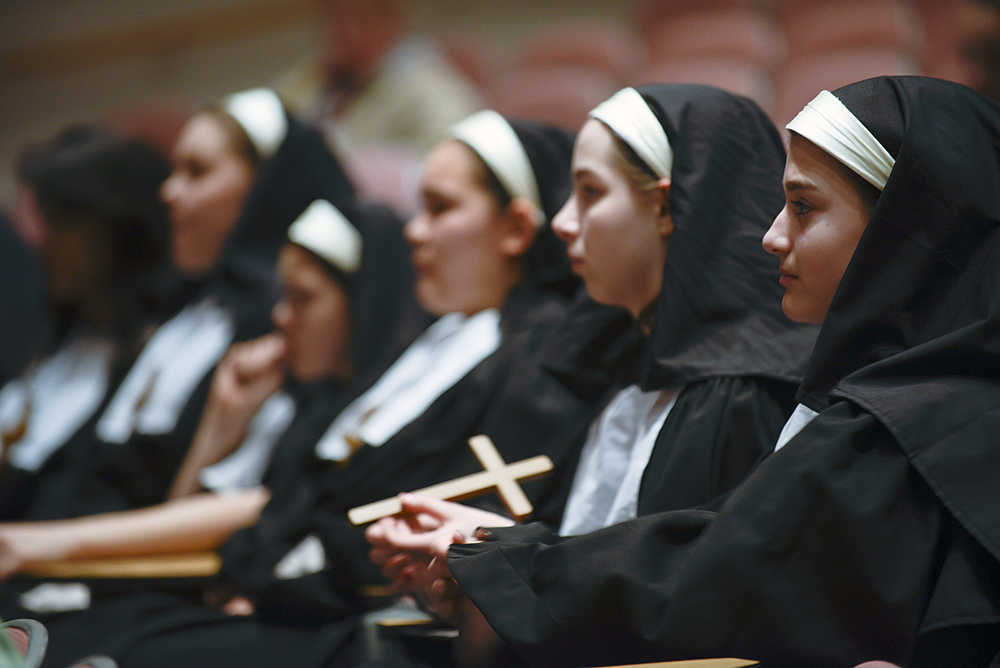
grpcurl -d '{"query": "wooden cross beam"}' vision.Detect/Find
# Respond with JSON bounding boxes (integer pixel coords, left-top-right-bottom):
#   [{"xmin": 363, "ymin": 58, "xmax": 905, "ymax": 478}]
[{"xmin": 347, "ymin": 435, "xmax": 552, "ymax": 525}]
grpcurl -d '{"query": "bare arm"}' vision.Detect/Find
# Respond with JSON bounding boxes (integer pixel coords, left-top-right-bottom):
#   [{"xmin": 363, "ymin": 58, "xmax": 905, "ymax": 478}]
[{"xmin": 0, "ymin": 487, "xmax": 270, "ymax": 578}]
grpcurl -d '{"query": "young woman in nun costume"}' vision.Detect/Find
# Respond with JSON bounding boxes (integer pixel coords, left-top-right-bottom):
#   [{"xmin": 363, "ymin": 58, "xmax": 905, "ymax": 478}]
[
  {"xmin": 383, "ymin": 77, "xmax": 1000, "ymax": 667},
  {"xmin": 368, "ymin": 84, "xmax": 816, "ymax": 625},
  {"xmin": 17, "ymin": 88, "xmax": 358, "ymax": 522},
  {"xmin": 0, "ymin": 196, "xmax": 420, "ymax": 666},
  {"xmin": 0, "ymin": 126, "xmax": 171, "ymax": 520}
]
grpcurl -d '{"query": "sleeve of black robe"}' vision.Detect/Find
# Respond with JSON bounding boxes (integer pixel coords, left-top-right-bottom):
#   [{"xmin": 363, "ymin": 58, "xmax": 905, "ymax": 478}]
[{"xmin": 449, "ymin": 400, "xmax": 1000, "ymax": 668}]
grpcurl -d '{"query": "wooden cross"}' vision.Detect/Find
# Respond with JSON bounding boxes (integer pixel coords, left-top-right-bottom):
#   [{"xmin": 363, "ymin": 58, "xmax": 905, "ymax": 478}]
[{"xmin": 347, "ymin": 435, "xmax": 552, "ymax": 525}]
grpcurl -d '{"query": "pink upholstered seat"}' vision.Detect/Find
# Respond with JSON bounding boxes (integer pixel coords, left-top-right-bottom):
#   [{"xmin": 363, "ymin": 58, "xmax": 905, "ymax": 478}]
[
  {"xmin": 778, "ymin": 0, "xmax": 922, "ymax": 59},
  {"xmin": 511, "ymin": 21, "xmax": 646, "ymax": 83},
  {"xmin": 643, "ymin": 8, "xmax": 785, "ymax": 70},
  {"xmin": 487, "ymin": 66, "xmax": 620, "ymax": 132},
  {"xmin": 774, "ymin": 48, "xmax": 921, "ymax": 124},
  {"xmin": 636, "ymin": 58, "xmax": 775, "ymax": 115}
]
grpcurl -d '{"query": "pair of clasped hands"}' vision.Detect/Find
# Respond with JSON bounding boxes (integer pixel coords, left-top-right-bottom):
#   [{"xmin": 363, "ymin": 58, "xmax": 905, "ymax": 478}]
[{"xmin": 366, "ymin": 494, "xmax": 515, "ymax": 662}]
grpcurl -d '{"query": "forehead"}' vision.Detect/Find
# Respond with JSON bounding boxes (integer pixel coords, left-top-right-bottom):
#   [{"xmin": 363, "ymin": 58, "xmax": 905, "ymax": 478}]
[
  {"xmin": 278, "ymin": 244, "xmax": 337, "ymax": 290},
  {"xmin": 784, "ymin": 133, "xmax": 856, "ymax": 193},
  {"xmin": 174, "ymin": 113, "xmax": 232, "ymax": 159},
  {"xmin": 571, "ymin": 119, "xmax": 622, "ymax": 178},
  {"xmin": 420, "ymin": 140, "xmax": 482, "ymax": 194}
]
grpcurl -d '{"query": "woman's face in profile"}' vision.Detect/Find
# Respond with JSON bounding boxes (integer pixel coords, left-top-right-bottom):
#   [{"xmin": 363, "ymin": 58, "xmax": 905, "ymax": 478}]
[
  {"xmin": 161, "ymin": 113, "xmax": 254, "ymax": 276},
  {"xmin": 763, "ymin": 134, "xmax": 874, "ymax": 325},
  {"xmin": 271, "ymin": 244, "xmax": 352, "ymax": 382},
  {"xmin": 553, "ymin": 119, "xmax": 669, "ymax": 318},
  {"xmin": 404, "ymin": 140, "xmax": 513, "ymax": 316}
]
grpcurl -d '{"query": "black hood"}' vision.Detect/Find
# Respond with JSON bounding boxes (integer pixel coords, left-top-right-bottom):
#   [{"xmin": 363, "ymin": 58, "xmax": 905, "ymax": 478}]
[
  {"xmin": 507, "ymin": 118, "xmax": 578, "ymax": 297},
  {"xmin": 635, "ymin": 83, "xmax": 818, "ymax": 390}
]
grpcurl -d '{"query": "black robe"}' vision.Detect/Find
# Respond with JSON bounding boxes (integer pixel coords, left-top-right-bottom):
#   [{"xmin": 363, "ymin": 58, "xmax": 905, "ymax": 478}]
[
  {"xmin": 451, "ymin": 77, "xmax": 1000, "ymax": 667},
  {"xmin": 0, "ymin": 213, "xmax": 47, "ymax": 385}
]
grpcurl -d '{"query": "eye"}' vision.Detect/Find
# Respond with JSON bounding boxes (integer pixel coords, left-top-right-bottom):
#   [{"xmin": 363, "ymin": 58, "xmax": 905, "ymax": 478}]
[
  {"xmin": 790, "ymin": 199, "xmax": 812, "ymax": 216},
  {"xmin": 576, "ymin": 182, "xmax": 602, "ymax": 203},
  {"xmin": 421, "ymin": 194, "xmax": 451, "ymax": 217}
]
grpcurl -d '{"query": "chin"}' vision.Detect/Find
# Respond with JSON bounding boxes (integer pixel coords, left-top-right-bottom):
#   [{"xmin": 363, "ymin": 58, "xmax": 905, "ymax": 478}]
[
  {"xmin": 781, "ymin": 296, "xmax": 823, "ymax": 325},
  {"xmin": 414, "ymin": 284, "xmax": 451, "ymax": 316}
]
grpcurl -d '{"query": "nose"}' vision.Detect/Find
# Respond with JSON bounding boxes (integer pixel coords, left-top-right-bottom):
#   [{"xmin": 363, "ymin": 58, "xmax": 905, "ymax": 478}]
[
  {"xmin": 404, "ymin": 212, "xmax": 429, "ymax": 247},
  {"xmin": 272, "ymin": 299, "xmax": 291, "ymax": 332},
  {"xmin": 762, "ymin": 207, "xmax": 791, "ymax": 257},
  {"xmin": 160, "ymin": 173, "xmax": 181, "ymax": 206},
  {"xmin": 551, "ymin": 196, "xmax": 579, "ymax": 245}
]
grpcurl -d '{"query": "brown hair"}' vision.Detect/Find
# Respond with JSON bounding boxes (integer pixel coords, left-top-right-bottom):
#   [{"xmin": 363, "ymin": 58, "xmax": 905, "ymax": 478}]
[
  {"xmin": 201, "ymin": 106, "xmax": 261, "ymax": 168},
  {"xmin": 603, "ymin": 122, "xmax": 660, "ymax": 192}
]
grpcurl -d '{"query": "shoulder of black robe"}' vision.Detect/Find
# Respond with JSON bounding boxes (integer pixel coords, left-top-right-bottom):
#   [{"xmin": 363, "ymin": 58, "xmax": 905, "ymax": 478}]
[
  {"xmin": 631, "ymin": 84, "xmax": 817, "ymax": 390},
  {"xmin": 0, "ymin": 214, "xmax": 47, "ymax": 382},
  {"xmin": 449, "ymin": 78, "xmax": 1000, "ymax": 666}
]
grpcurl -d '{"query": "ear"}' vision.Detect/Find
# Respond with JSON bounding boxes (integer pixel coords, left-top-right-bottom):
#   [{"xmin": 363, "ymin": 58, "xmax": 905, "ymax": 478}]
[
  {"xmin": 498, "ymin": 197, "xmax": 540, "ymax": 257},
  {"xmin": 652, "ymin": 177, "xmax": 673, "ymax": 238}
]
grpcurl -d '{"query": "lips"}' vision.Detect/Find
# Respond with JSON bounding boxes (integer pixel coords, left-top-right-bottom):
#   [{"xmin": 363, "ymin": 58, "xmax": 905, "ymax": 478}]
[
  {"xmin": 778, "ymin": 269, "xmax": 798, "ymax": 287},
  {"xmin": 567, "ymin": 254, "xmax": 584, "ymax": 274}
]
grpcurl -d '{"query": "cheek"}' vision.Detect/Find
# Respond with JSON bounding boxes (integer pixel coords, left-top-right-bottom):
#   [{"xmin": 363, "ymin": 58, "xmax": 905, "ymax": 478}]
[{"xmin": 434, "ymin": 210, "xmax": 495, "ymax": 273}]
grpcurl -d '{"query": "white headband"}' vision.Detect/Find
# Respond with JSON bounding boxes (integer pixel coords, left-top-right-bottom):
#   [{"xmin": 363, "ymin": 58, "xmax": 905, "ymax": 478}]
[
  {"xmin": 288, "ymin": 200, "xmax": 363, "ymax": 275},
  {"xmin": 786, "ymin": 90, "xmax": 895, "ymax": 191},
  {"xmin": 224, "ymin": 88, "xmax": 289, "ymax": 161},
  {"xmin": 449, "ymin": 110, "xmax": 545, "ymax": 225},
  {"xmin": 590, "ymin": 87, "xmax": 673, "ymax": 179}
]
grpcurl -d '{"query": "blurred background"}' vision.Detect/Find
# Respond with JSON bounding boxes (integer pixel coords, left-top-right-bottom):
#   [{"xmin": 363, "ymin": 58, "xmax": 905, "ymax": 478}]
[{"xmin": 1, "ymin": 0, "xmax": 998, "ymax": 215}]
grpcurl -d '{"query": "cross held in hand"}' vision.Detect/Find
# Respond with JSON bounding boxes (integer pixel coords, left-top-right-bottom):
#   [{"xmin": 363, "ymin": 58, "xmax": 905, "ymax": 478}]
[{"xmin": 347, "ymin": 435, "xmax": 553, "ymax": 525}]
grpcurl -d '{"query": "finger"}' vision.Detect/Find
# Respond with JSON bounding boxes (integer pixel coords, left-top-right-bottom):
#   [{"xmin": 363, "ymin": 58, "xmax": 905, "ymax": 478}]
[
  {"xmin": 398, "ymin": 493, "xmax": 470, "ymax": 522},
  {"xmin": 366, "ymin": 520, "xmax": 389, "ymax": 545},
  {"xmin": 411, "ymin": 512, "xmax": 445, "ymax": 531},
  {"xmin": 381, "ymin": 552, "xmax": 413, "ymax": 581}
]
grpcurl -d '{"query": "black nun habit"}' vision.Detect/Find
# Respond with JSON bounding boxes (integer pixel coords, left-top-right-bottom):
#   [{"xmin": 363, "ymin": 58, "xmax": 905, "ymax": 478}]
[{"xmin": 449, "ymin": 77, "xmax": 1000, "ymax": 667}]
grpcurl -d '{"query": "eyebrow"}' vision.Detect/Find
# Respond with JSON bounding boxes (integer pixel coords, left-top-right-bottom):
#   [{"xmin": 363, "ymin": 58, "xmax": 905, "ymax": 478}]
[
  {"xmin": 783, "ymin": 178, "xmax": 818, "ymax": 192},
  {"xmin": 571, "ymin": 166, "xmax": 602, "ymax": 181}
]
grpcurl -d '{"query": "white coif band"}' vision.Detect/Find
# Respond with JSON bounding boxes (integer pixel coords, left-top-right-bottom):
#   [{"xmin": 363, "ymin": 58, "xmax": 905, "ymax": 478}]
[
  {"xmin": 288, "ymin": 200, "xmax": 363, "ymax": 275},
  {"xmin": 786, "ymin": 90, "xmax": 895, "ymax": 191},
  {"xmin": 590, "ymin": 87, "xmax": 673, "ymax": 179},
  {"xmin": 450, "ymin": 110, "xmax": 544, "ymax": 224},
  {"xmin": 224, "ymin": 88, "xmax": 289, "ymax": 160}
]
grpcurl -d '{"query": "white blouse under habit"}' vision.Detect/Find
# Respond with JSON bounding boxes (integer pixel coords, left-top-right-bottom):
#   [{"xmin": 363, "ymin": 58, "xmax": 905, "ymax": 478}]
[
  {"xmin": 773, "ymin": 403, "xmax": 819, "ymax": 452},
  {"xmin": 198, "ymin": 390, "xmax": 297, "ymax": 492},
  {"xmin": 559, "ymin": 384, "xmax": 681, "ymax": 536},
  {"xmin": 96, "ymin": 297, "xmax": 234, "ymax": 444},
  {"xmin": 0, "ymin": 335, "xmax": 114, "ymax": 472},
  {"xmin": 315, "ymin": 309, "xmax": 501, "ymax": 461}
]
